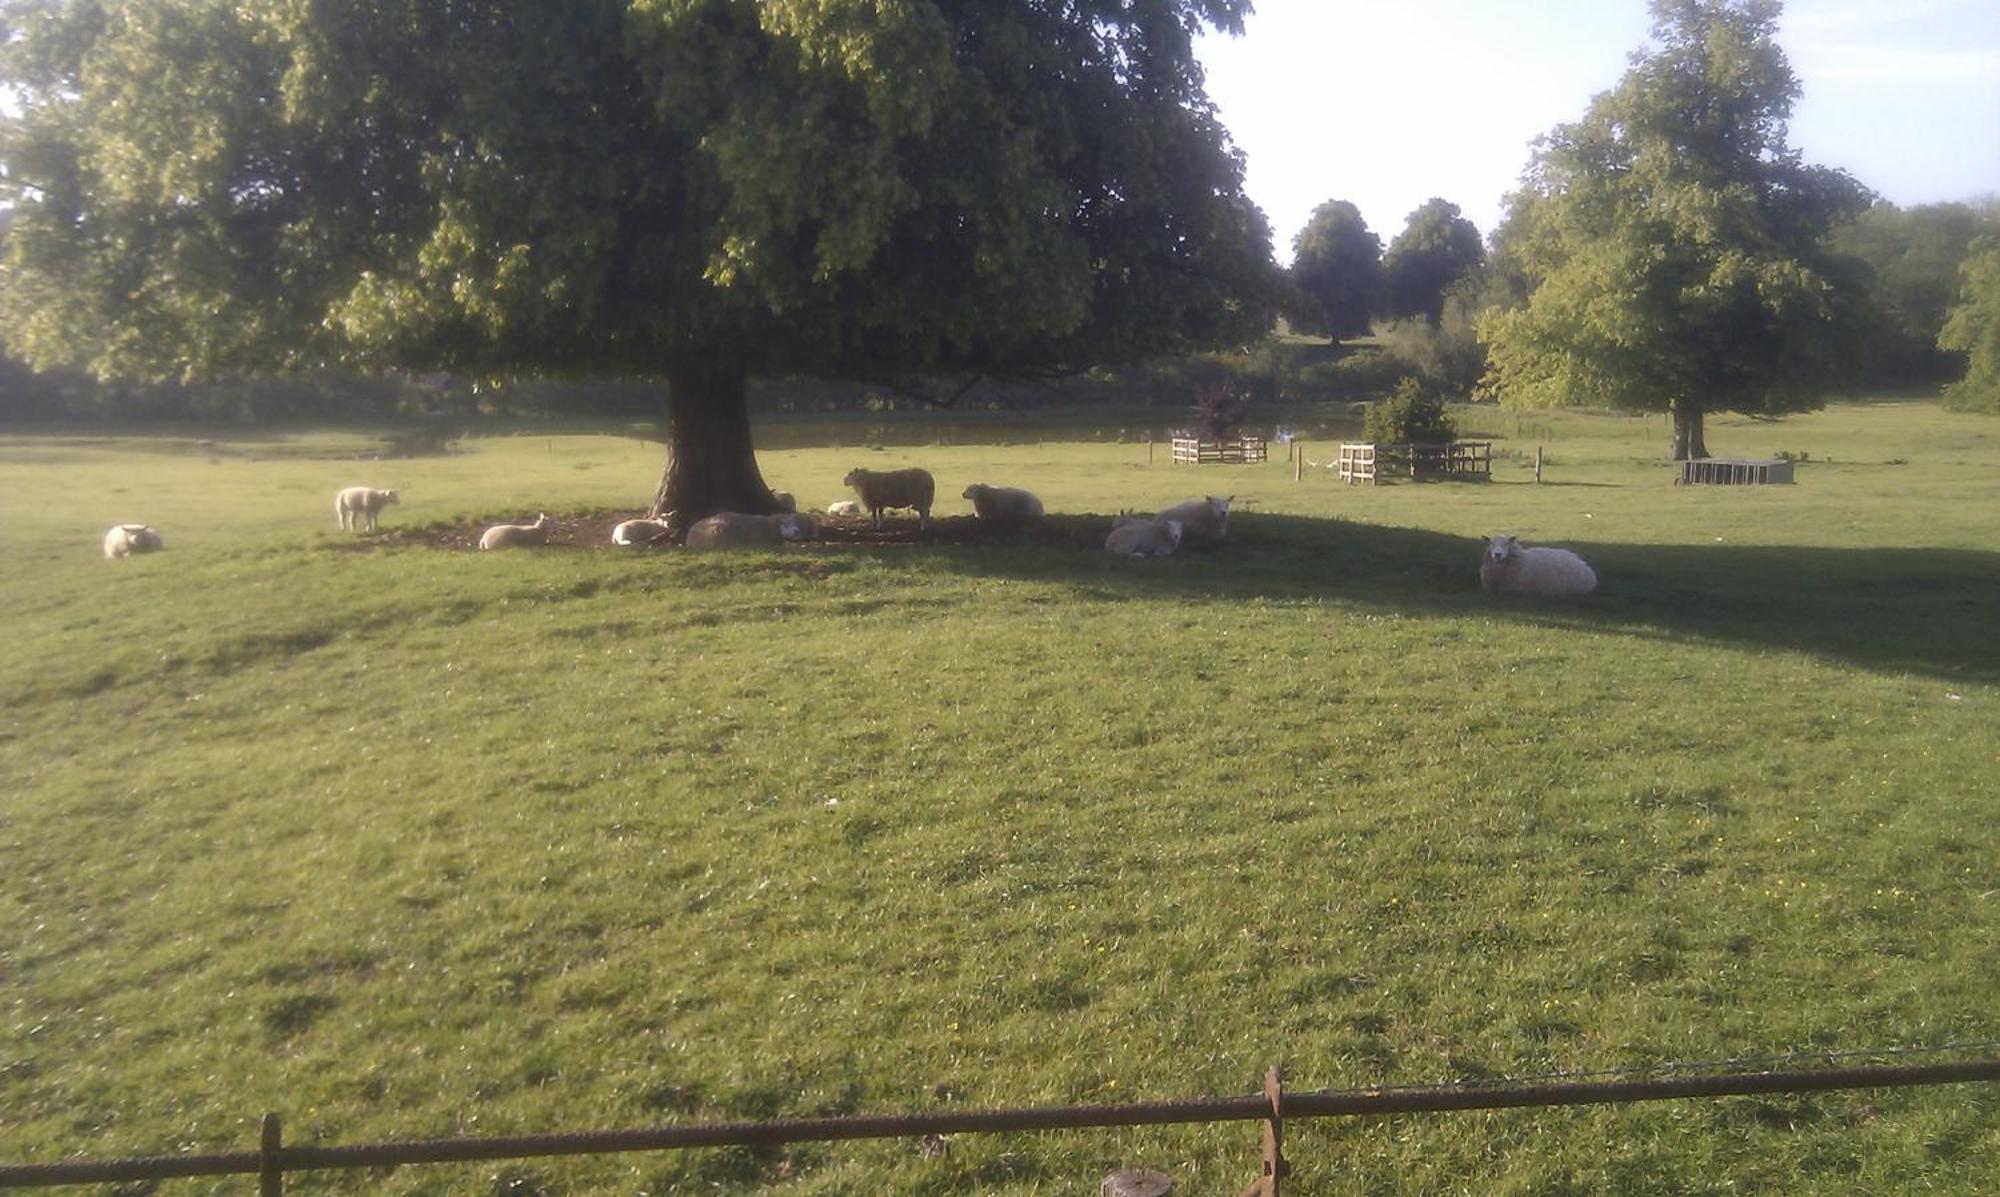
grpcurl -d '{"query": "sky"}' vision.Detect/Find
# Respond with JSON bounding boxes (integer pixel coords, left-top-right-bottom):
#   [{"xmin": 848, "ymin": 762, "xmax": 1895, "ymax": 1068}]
[{"xmin": 1195, "ymin": 0, "xmax": 2000, "ymax": 259}]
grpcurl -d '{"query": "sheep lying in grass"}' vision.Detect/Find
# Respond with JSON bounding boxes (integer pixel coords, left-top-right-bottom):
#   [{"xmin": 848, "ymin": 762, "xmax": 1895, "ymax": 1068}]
[
  {"xmin": 962, "ymin": 483, "xmax": 1044, "ymax": 524},
  {"xmin": 771, "ymin": 490, "xmax": 797, "ymax": 513},
  {"xmin": 825, "ymin": 500, "xmax": 865, "ymax": 518},
  {"xmin": 843, "ymin": 467, "xmax": 935, "ymax": 530},
  {"xmin": 1157, "ymin": 495, "xmax": 1232, "ymax": 544},
  {"xmin": 684, "ymin": 511, "xmax": 815, "ymax": 548},
  {"xmin": 1479, "ymin": 534, "xmax": 1597, "ymax": 596},
  {"xmin": 478, "ymin": 513, "xmax": 553, "ymax": 550},
  {"xmin": 1104, "ymin": 518, "xmax": 1183, "ymax": 558},
  {"xmin": 103, "ymin": 524, "xmax": 163, "ymax": 559},
  {"xmin": 610, "ymin": 517, "xmax": 674, "ymax": 547},
  {"xmin": 334, "ymin": 486, "xmax": 399, "ymax": 531}
]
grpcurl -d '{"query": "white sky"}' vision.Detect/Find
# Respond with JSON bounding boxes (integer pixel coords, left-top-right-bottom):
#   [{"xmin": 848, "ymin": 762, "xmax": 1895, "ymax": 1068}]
[{"xmin": 1195, "ymin": 0, "xmax": 2000, "ymax": 259}]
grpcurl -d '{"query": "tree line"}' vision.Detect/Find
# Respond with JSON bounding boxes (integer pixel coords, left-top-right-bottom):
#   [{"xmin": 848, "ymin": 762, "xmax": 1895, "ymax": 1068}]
[{"xmin": 1, "ymin": 0, "xmax": 1997, "ymax": 514}]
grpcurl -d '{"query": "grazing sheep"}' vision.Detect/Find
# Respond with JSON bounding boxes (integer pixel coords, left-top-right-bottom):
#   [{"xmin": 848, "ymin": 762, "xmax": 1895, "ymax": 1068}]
[
  {"xmin": 825, "ymin": 500, "xmax": 865, "ymax": 518},
  {"xmin": 843, "ymin": 467, "xmax": 935, "ymax": 530},
  {"xmin": 962, "ymin": 483, "xmax": 1045, "ymax": 524},
  {"xmin": 478, "ymin": 513, "xmax": 553, "ymax": 550},
  {"xmin": 1104, "ymin": 518, "xmax": 1184, "ymax": 558},
  {"xmin": 611, "ymin": 517, "xmax": 675, "ymax": 546},
  {"xmin": 102, "ymin": 524, "xmax": 163, "ymax": 559},
  {"xmin": 1157, "ymin": 495, "xmax": 1232, "ymax": 544},
  {"xmin": 684, "ymin": 511, "xmax": 814, "ymax": 548},
  {"xmin": 1479, "ymin": 534, "xmax": 1597, "ymax": 596},
  {"xmin": 335, "ymin": 486, "xmax": 399, "ymax": 531},
  {"xmin": 770, "ymin": 490, "xmax": 798, "ymax": 513}
]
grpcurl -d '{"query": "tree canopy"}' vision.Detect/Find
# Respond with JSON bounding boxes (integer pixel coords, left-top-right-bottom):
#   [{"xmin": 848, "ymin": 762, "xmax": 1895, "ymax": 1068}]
[
  {"xmin": 1939, "ymin": 238, "xmax": 2000, "ymax": 413},
  {"xmin": 1832, "ymin": 200, "xmax": 1999, "ymax": 386},
  {"xmin": 0, "ymin": 0, "xmax": 1278, "ymax": 515},
  {"xmin": 1285, "ymin": 199, "xmax": 1381, "ymax": 344},
  {"xmin": 1478, "ymin": 0, "xmax": 1872, "ymax": 459},
  {"xmin": 1380, "ymin": 198, "xmax": 1484, "ymax": 325}
]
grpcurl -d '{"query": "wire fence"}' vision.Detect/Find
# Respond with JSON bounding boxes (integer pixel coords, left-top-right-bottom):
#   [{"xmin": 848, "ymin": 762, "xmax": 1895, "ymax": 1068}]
[{"xmin": 3, "ymin": 1050, "xmax": 1997, "ymax": 1194}]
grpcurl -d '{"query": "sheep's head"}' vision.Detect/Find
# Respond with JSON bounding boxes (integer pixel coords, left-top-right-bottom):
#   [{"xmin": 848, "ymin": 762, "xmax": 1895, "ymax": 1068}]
[
  {"xmin": 1163, "ymin": 519, "xmax": 1185, "ymax": 548},
  {"xmin": 961, "ymin": 483, "xmax": 986, "ymax": 501},
  {"xmin": 1485, "ymin": 535, "xmax": 1520, "ymax": 564},
  {"xmin": 383, "ymin": 490, "xmax": 399, "ymax": 504},
  {"xmin": 775, "ymin": 513, "xmax": 816, "ymax": 541},
  {"xmin": 843, "ymin": 468, "xmax": 867, "ymax": 488}
]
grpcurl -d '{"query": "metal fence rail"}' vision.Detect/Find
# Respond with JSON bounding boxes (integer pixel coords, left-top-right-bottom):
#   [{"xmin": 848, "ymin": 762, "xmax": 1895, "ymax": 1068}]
[{"xmin": 3, "ymin": 1058, "xmax": 1996, "ymax": 1194}]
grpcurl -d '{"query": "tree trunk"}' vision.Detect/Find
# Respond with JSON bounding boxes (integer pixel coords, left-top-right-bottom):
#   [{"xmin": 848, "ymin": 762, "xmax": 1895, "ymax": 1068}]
[
  {"xmin": 648, "ymin": 362, "xmax": 781, "ymax": 522},
  {"xmin": 1671, "ymin": 397, "xmax": 1709, "ymax": 461}
]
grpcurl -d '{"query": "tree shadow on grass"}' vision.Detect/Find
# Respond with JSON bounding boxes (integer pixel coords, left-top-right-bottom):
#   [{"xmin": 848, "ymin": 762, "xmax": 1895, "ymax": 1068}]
[{"xmin": 915, "ymin": 514, "xmax": 2000, "ymax": 685}]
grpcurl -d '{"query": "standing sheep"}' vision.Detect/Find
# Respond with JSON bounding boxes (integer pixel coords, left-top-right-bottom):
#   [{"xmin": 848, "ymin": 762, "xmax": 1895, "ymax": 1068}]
[
  {"xmin": 335, "ymin": 486, "xmax": 399, "ymax": 531},
  {"xmin": 102, "ymin": 524, "xmax": 163, "ymax": 559},
  {"xmin": 843, "ymin": 467, "xmax": 935, "ymax": 530},
  {"xmin": 1104, "ymin": 518, "xmax": 1184, "ymax": 558},
  {"xmin": 478, "ymin": 513, "xmax": 554, "ymax": 550},
  {"xmin": 1479, "ymin": 535, "xmax": 1597, "ymax": 596},
  {"xmin": 962, "ymin": 483, "xmax": 1045, "ymax": 524},
  {"xmin": 1157, "ymin": 495, "xmax": 1232, "ymax": 544},
  {"xmin": 684, "ymin": 511, "xmax": 814, "ymax": 548}
]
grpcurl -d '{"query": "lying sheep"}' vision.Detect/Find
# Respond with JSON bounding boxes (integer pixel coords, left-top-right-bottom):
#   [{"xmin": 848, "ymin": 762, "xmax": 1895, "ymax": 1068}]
[
  {"xmin": 335, "ymin": 486, "xmax": 399, "ymax": 531},
  {"xmin": 770, "ymin": 490, "xmax": 798, "ymax": 513},
  {"xmin": 611, "ymin": 517, "xmax": 675, "ymax": 547},
  {"xmin": 1104, "ymin": 518, "xmax": 1183, "ymax": 558},
  {"xmin": 478, "ymin": 513, "xmax": 553, "ymax": 550},
  {"xmin": 1479, "ymin": 534, "xmax": 1597, "ymax": 596},
  {"xmin": 824, "ymin": 500, "xmax": 865, "ymax": 518},
  {"xmin": 962, "ymin": 483, "xmax": 1044, "ymax": 524},
  {"xmin": 1157, "ymin": 495, "xmax": 1232, "ymax": 544},
  {"xmin": 103, "ymin": 524, "xmax": 163, "ymax": 559},
  {"xmin": 684, "ymin": 511, "xmax": 814, "ymax": 548},
  {"xmin": 843, "ymin": 467, "xmax": 935, "ymax": 530}
]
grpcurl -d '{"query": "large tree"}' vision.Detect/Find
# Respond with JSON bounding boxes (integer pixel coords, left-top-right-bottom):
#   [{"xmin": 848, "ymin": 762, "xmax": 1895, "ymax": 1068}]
[
  {"xmin": 1939, "ymin": 237, "xmax": 2000, "ymax": 413},
  {"xmin": 1478, "ymin": 0, "xmax": 1871, "ymax": 460},
  {"xmin": 0, "ymin": 0, "xmax": 1278, "ymax": 519},
  {"xmin": 1286, "ymin": 199, "xmax": 1381, "ymax": 345},
  {"xmin": 1380, "ymin": 198, "xmax": 1484, "ymax": 325}
]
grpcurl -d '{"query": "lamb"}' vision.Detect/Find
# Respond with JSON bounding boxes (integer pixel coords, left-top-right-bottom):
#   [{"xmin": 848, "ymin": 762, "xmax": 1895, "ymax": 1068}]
[
  {"xmin": 1104, "ymin": 518, "xmax": 1184, "ymax": 558},
  {"xmin": 843, "ymin": 467, "xmax": 935, "ymax": 530},
  {"xmin": 1479, "ymin": 534, "xmax": 1597, "ymax": 596},
  {"xmin": 478, "ymin": 513, "xmax": 553, "ymax": 550},
  {"xmin": 102, "ymin": 524, "xmax": 163, "ymax": 559},
  {"xmin": 1157, "ymin": 495, "xmax": 1232, "ymax": 544},
  {"xmin": 610, "ymin": 517, "xmax": 675, "ymax": 547},
  {"xmin": 962, "ymin": 483, "xmax": 1044, "ymax": 524},
  {"xmin": 825, "ymin": 500, "xmax": 865, "ymax": 518},
  {"xmin": 684, "ymin": 511, "xmax": 815, "ymax": 549},
  {"xmin": 335, "ymin": 486, "xmax": 399, "ymax": 531}
]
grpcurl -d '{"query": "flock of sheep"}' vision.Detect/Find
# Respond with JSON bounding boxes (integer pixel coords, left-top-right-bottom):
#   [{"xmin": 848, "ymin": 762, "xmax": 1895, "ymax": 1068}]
[{"xmin": 102, "ymin": 470, "xmax": 1598, "ymax": 594}]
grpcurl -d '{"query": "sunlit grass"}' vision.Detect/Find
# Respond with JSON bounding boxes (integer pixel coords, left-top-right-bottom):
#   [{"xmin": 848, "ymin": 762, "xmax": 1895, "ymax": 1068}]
[{"xmin": 2, "ymin": 399, "xmax": 1997, "ymax": 1194}]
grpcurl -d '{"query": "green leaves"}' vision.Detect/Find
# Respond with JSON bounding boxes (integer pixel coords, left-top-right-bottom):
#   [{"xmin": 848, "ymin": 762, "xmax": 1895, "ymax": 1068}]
[{"xmin": 1939, "ymin": 238, "xmax": 2000, "ymax": 413}]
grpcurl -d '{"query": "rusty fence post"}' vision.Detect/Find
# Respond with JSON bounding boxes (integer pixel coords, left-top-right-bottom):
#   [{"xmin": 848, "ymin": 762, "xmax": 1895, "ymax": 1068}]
[
  {"xmin": 260, "ymin": 1113, "xmax": 283, "ymax": 1197},
  {"xmin": 1236, "ymin": 1066, "xmax": 1286, "ymax": 1197}
]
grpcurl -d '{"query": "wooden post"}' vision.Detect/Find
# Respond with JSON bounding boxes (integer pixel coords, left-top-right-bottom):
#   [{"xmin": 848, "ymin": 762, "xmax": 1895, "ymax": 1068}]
[
  {"xmin": 1535, "ymin": 445, "xmax": 1543, "ymax": 484},
  {"xmin": 1293, "ymin": 443, "xmax": 1303, "ymax": 483},
  {"xmin": 260, "ymin": 1113, "xmax": 284, "ymax": 1197},
  {"xmin": 1146, "ymin": 435, "xmax": 1154, "ymax": 465}
]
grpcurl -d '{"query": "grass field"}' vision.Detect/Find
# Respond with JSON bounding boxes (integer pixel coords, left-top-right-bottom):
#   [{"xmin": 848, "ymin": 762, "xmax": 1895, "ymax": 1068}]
[{"xmin": 2, "ymin": 399, "xmax": 1997, "ymax": 1195}]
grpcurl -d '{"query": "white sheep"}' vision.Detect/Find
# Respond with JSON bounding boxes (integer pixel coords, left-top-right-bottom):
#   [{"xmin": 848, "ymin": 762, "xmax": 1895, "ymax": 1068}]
[
  {"xmin": 1479, "ymin": 534, "xmax": 1597, "ymax": 596},
  {"xmin": 335, "ymin": 486, "xmax": 399, "ymax": 531},
  {"xmin": 610, "ymin": 517, "xmax": 675, "ymax": 546},
  {"xmin": 684, "ymin": 511, "xmax": 814, "ymax": 548},
  {"xmin": 478, "ymin": 513, "xmax": 553, "ymax": 550},
  {"xmin": 103, "ymin": 524, "xmax": 163, "ymax": 559},
  {"xmin": 843, "ymin": 467, "xmax": 935, "ymax": 530},
  {"xmin": 1157, "ymin": 495, "xmax": 1232, "ymax": 544},
  {"xmin": 1104, "ymin": 518, "xmax": 1183, "ymax": 558},
  {"xmin": 824, "ymin": 500, "xmax": 865, "ymax": 518},
  {"xmin": 962, "ymin": 483, "xmax": 1045, "ymax": 524}
]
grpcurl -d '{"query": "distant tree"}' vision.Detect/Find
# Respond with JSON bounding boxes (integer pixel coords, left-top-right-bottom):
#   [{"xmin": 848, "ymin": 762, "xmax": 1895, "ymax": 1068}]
[
  {"xmin": 1381, "ymin": 198, "xmax": 1485, "ymax": 324},
  {"xmin": 1287, "ymin": 200, "xmax": 1382, "ymax": 345},
  {"xmin": 1939, "ymin": 238, "xmax": 2000, "ymax": 413},
  {"xmin": 0, "ymin": 0, "xmax": 1278, "ymax": 519},
  {"xmin": 1479, "ymin": 0, "xmax": 1872, "ymax": 460},
  {"xmin": 1832, "ymin": 201, "xmax": 1998, "ymax": 386}
]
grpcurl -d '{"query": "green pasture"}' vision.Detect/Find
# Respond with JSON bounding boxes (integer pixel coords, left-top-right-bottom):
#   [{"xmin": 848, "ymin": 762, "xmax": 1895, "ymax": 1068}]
[{"xmin": 2, "ymin": 399, "xmax": 1997, "ymax": 1195}]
